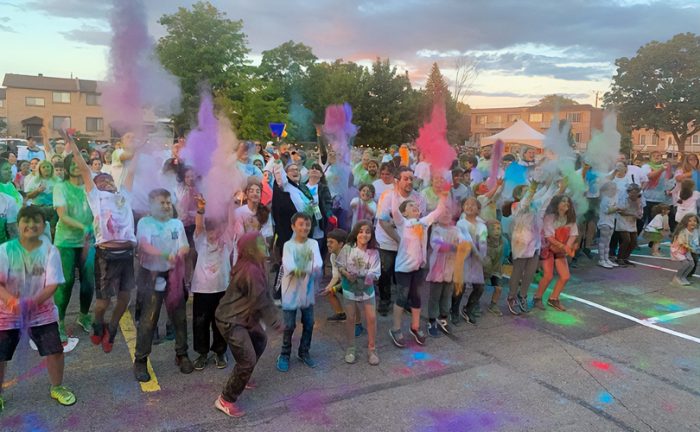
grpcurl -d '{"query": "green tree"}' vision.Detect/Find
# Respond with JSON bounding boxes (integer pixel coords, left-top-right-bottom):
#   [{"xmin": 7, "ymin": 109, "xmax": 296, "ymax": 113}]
[
  {"xmin": 537, "ymin": 94, "xmax": 578, "ymax": 108},
  {"xmin": 258, "ymin": 40, "xmax": 317, "ymax": 100},
  {"xmin": 156, "ymin": 1, "xmax": 250, "ymax": 131},
  {"xmin": 605, "ymin": 32, "xmax": 700, "ymax": 153},
  {"xmin": 299, "ymin": 60, "xmax": 369, "ymax": 124},
  {"xmin": 223, "ymin": 73, "xmax": 287, "ymax": 140},
  {"xmin": 421, "ymin": 62, "xmax": 468, "ymax": 145}
]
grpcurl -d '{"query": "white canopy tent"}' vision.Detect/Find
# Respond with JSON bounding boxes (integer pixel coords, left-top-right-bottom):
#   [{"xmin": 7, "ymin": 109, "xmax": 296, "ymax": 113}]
[{"xmin": 480, "ymin": 119, "xmax": 545, "ymax": 149}]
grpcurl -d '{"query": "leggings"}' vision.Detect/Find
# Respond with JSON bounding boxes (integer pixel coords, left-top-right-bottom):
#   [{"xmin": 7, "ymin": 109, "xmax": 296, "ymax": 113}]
[
  {"xmin": 676, "ymin": 257, "xmax": 695, "ymax": 279},
  {"xmin": 598, "ymin": 226, "xmax": 613, "ymax": 261},
  {"xmin": 451, "ymin": 283, "xmax": 485, "ymax": 316},
  {"xmin": 508, "ymin": 256, "xmax": 539, "ymax": 298},
  {"xmin": 54, "ymin": 245, "xmax": 95, "ymax": 320}
]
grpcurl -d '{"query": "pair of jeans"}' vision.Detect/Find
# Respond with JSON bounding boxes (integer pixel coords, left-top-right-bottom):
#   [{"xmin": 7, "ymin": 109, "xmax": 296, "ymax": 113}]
[
  {"xmin": 616, "ymin": 231, "xmax": 636, "ymax": 261},
  {"xmin": 54, "ymin": 245, "xmax": 95, "ymax": 320},
  {"xmin": 428, "ymin": 282, "xmax": 453, "ymax": 320},
  {"xmin": 134, "ymin": 268, "xmax": 189, "ymax": 361},
  {"xmin": 676, "ymin": 257, "xmax": 695, "ymax": 279},
  {"xmin": 280, "ymin": 306, "xmax": 314, "ymax": 358},
  {"xmin": 508, "ymin": 255, "xmax": 539, "ymax": 298},
  {"xmin": 193, "ymin": 292, "xmax": 227, "ymax": 356},
  {"xmin": 377, "ymin": 249, "xmax": 397, "ymax": 305},
  {"xmin": 217, "ymin": 322, "xmax": 266, "ymax": 403}
]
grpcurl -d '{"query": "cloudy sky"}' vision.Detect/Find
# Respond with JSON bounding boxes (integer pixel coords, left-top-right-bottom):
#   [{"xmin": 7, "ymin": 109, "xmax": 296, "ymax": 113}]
[{"xmin": 1, "ymin": 0, "xmax": 698, "ymax": 108}]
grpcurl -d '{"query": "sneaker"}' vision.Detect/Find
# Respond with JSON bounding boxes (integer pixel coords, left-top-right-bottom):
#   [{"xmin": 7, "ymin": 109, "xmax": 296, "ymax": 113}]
[
  {"xmin": 215, "ymin": 395, "xmax": 245, "ymax": 418},
  {"xmin": 176, "ymin": 355, "xmax": 194, "ymax": 374},
  {"xmin": 327, "ymin": 312, "xmax": 347, "ymax": 322},
  {"xmin": 355, "ymin": 323, "xmax": 364, "ymax": 337},
  {"xmin": 193, "ymin": 354, "xmax": 208, "ymax": 371},
  {"xmin": 598, "ymin": 260, "xmax": 613, "ymax": 269},
  {"xmin": 215, "ymin": 353, "xmax": 228, "ymax": 369},
  {"xmin": 507, "ymin": 297, "xmax": 521, "ymax": 315},
  {"xmin": 345, "ymin": 347, "xmax": 356, "ymax": 364},
  {"xmin": 276, "ymin": 355, "xmax": 289, "ymax": 372},
  {"xmin": 76, "ymin": 313, "xmax": 92, "ymax": 333},
  {"xmin": 436, "ymin": 318, "xmax": 451, "ymax": 335},
  {"xmin": 297, "ymin": 354, "xmax": 317, "ymax": 368},
  {"xmin": 606, "ymin": 259, "xmax": 619, "ymax": 268},
  {"xmin": 389, "ymin": 329, "xmax": 406, "ymax": 348},
  {"xmin": 570, "ymin": 258, "xmax": 578, "ymax": 268},
  {"xmin": 460, "ymin": 308, "xmax": 478, "ymax": 325},
  {"xmin": 153, "ymin": 328, "xmax": 163, "ymax": 345},
  {"xmin": 90, "ymin": 323, "xmax": 103, "ymax": 345},
  {"xmin": 368, "ymin": 349, "xmax": 380, "ymax": 365},
  {"xmin": 582, "ymin": 248, "xmax": 594, "ymax": 260},
  {"xmin": 273, "ymin": 298, "xmax": 282, "ymax": 308},
  {"xmin": 547, "ymin": 298, "xmax": 567, "ymax": 311},
  {"xmin": 517, "ymin": 294, "xmax": 530, "ymax": 314},
  {"xmin": 532, "ymin": 298, "xmax": 546, "ymax": 311},
  {"xmin": 473, "ymin": 304, "xmax": 482, "ymax": 318},
  {"xmin": 450, "ymin": 312, "xmax": 461, "ymax": 326},
  {"xmin": 616, "ymin": 259, "xmax": 629, "ymax": 268},
  {"xmin": 623, "ymin": 259, "xmax": 636, "ymax": 267},
  {"xmin": 58, "ymin": 320, "xmax": 68, "ymax": 344},
  {"xmin": 426, "ymin": 321, "xmax": 440, "ymax": 338},
  {"xmin": 50, "ymin": 385, "xmax": 76, "ymax": 406},
  {"xmin": 409, "ymin": 327, "xmax": 427, "ymax": 345},
  {"xmin": 134, "ymin": 360, "xmax": 150, "ymax": 382},
  {"xmin": 487, "ymin": 303, "xmax": 503, "ymax": 316},
  {"xmin": 102, "ymin": 328, "xmax": 113, "ymax": 353}
]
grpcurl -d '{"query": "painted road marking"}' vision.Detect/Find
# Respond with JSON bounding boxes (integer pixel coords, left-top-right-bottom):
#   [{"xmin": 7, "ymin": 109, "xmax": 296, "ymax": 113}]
[
  {"xmin": 641, "ymin": 307, "xmax": 700, "ymax": 324},
  {"xmin": 120, "ymin": 311, "xmax": 161, "ymax": 392},
  {"xmin": 560, "ymin": 293, "xmax": 700, "ymax": 345},
  {"xmin": 627, "ymin": 259, "xmax": 700, "ymax": 278}
]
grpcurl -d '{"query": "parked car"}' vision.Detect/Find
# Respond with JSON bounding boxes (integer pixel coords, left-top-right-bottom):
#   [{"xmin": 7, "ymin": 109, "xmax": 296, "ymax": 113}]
[{"xmin": 0, "ymin": 138, "xmax": 28, "ymax": 155}]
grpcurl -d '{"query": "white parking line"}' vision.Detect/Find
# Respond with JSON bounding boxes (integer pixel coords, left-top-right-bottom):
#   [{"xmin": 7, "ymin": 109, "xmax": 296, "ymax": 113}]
[
  {"xmin": 642, "ymin": 307, "xmax": 700, "ymax": 324},
  {"xmin": 560, "ymin": 293, "xmax": 700, "ymax": 345}
]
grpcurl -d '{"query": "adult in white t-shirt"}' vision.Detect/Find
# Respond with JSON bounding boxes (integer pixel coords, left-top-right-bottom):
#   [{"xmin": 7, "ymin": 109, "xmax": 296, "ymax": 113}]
[
  {"xmin": 374, "ymin": 167, "xmax": 426, "ymax": 315},
  {"xmin": 372, "ymin": 162, "xmax": 395, "ymax": 202}
]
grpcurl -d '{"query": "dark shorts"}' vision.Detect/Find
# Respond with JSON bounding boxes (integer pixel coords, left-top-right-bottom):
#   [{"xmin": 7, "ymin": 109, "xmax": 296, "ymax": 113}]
[
  {"xmin": 95, "ymin": 246, "xmax": 135, "ymax": 300},
  {"xmin": 0, "ymin": 322, "xmax": 63, "ymax": 360},
  {"xmin": 488, "ymin": 275, "xmax": 501, "ymax": 287}
]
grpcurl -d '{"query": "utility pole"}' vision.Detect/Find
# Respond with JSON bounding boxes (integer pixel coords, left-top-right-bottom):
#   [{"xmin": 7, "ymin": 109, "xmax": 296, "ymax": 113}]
[{"xmin": 594, "ymin": 91, "xmax": 599, "ymax": 108}]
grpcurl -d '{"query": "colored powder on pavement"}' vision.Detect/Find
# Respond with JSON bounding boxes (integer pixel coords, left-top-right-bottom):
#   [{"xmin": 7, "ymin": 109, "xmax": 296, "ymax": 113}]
[
  {"xmin": 590, "ymin": 361, "xmax": 612, "ymax": 372},
  {"xmin": 541, "ymin": 309, "xmax": 581, "ymax": 326},
  {"xmin": 287, "ymin": 390, "xmax": 333, "ymax": 425},
  {"xmin": 182, "ymin": 89, "xmax": 218, "ymax": 177},
  {"xmin": 415, "ymin": 101, "xmax": 456, "ymax": 175},
  {"xmin": 0, "ymin": 412, "xmax": 50, "ymax": 432},
  {"xmin": 2, "ymin": 359, "xmax": 47, "ymax": 389},
  {"xmin": 597, "ymin": 391, "xmax": 614, "ymax": 404},
  {"xmin": 421, "ymin": 409, "xmax": 515, "ymax": 432}
]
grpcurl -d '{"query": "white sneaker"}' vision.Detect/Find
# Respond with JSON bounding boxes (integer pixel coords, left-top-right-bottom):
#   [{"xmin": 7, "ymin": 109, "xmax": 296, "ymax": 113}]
[
  {"xmin": 606, "ymin": 259, "xmax": 619, "ymax": 268},
  {"xmin": 680, "ymin": 277, "xmax": 692, "ymax": 286},
  {"xmin": 598, "ymin": 260, "xmax": 613, "ymax": 269},
  {"xmin": 672, "ymin": 276, "xmax": 687, "ymax": 286}
]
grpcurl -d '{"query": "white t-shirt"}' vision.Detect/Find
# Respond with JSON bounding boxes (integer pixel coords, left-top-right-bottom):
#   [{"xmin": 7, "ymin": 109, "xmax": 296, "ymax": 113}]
[
  {"xmin": 0, "ymin": 239, "xmax": 64, "ymax": 330},
  {"xmin": 87, "ymin": 187, "xmax": 136, "ymax": 246},
  {"xmin": 232, "ymin": 204, "xmax": 273, "ymax": 239},
  {"xmin": 192, "ymin": 231, "xmax": 231, "ymax": 294},
  {"xmin": 372, "ymin": 179, "xmax": 394, "ymax": 202},
  {"xmin": 351, "ymin": 197, "xmax": 377, "ymax": 227},
  {"xmin": 675, "ymin": 191, "xmax": 700, "ymax": 223},
  {"xmin": 375, "ymin": 190, "xmax": 426, "ymax": 251},
  {"xmin": 136, "ymin": 217, "xmax": 188, "ymax": 272},
  {"xmin": 413, "ymin": 162, "xmax": 432, "ymax": 186}
]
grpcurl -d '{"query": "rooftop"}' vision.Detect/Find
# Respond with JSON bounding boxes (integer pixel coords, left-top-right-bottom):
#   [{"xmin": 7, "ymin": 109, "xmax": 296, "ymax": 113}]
[
  {"xmin": 2, "ymin": 73, "xmax": 101, "ymax": 93},
  {"xmin": 470, "ymin": 104, "xmax": 599, "ymax": 113}
]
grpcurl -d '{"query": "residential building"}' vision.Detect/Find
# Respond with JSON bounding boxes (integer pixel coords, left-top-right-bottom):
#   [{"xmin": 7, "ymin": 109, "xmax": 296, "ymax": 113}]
[
  {"xmin": 469, "ymin": 104, "xmax": 604, "ymax": 151},
  {"xmin": 631, "ymin": 128, "xmax": 700, "ymax": 156}
]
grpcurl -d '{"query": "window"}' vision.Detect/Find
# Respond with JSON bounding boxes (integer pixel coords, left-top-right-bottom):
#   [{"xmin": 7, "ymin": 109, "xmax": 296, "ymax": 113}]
[
  {"xmin": 473, "ymin": 133, "xmax": 481, "ymax": 144},
  {"xmin": 693, "ymin": 134, "xmax": 700, "ymax": 145},
  {"xmin": 86, "ymin": 117, "xmax": 103, "ymax": 132},
  {"xmin": 651, "ymin": 135, "xmax": 659, "ymax": 146},
  {"xmin": 476, "ymin": 115, "xmax": 487, "ymax": 125},
  {"xmin": 574, "ymin": 133, "xmax": 582, "ymax": 143},
  {"xmin": 86, "ymin": 93, "xmax": 100, "ymax": 106},
  {"xmin": 507, "ymin": 114, "xmax": 520, "ymax": 122},
  {"xmin": 640, "ymin": 135, "xmax": 646, "ymax": 146},
  {"xmin": 52, "ymin": 116, "xmax": 71, "ymax": 130},
  {"xmin": 492, "ymin": 115, "xmax": 502, "ymax": 124},
  {"xmin": 566, "ymin": 112, "xmax": 582, "ymax": 123},
  {"xmin": 25, "ymin": 97, "xmax": 45, "ymax": 107},
  {"xmin": 0, "ymin": 99, "xmax": 5, "ymax": 108},
  {"xmin": 529, "ymin": 113, "xmax": 543, "ymax": 122},
  {"xmin": 0, "ymin": 117, "xmax": 7, "ymax": 133},
  {"xmin": 53, "ymin": 92, "xmax": 70, "ymax": 103}
]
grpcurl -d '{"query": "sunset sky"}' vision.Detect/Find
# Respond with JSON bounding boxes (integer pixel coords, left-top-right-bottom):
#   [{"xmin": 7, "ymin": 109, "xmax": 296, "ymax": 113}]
[{"xmin": 1, "ymin": 0, "xmax": 698, "ymax": 108}]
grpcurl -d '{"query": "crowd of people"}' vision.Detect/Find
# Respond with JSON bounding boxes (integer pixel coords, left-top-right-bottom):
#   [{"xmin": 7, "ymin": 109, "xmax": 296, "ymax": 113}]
[{"xmin": 0, "ymin": 127, "xmax": 697, "ymax": 418}]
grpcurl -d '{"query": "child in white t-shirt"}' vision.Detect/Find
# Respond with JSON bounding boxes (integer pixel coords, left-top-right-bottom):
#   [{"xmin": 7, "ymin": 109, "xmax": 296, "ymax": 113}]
[
  {"xmin": 643, "ymin": 204, "xmax": 671, "ymax": 257},
  {"xmin": 350, "ymin": 184, "xmax": 377, "ymax": 227},
  {"xmin": 191, "ymin": 195, "xmax": 234, "ymax": 371}
]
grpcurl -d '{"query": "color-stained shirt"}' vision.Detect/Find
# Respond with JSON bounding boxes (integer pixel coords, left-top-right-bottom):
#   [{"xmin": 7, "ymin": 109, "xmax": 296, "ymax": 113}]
[
  {"xmin": 281, "ymin": 238, "xmax": 322, "ymax": 310},
  {"xmin": 0, "ymin": 192, "xmax": 19, "ymax": 245},
  {"xmin": 336, "ymin": 245, "xmax": 380, "ymax": 301},
  {"xmin": 192, "ymin": 231, "xmax": 231, "ymax": 294},
  {"xmin": 87, "ymin": 187, "xmax": 136, "ymax": 246},
  {"xmin": 53, "ymin": 182, "xmax": 93, "ymax": 248},
  {"xmin": 0, "ymin": 239, "xmax": 65, "ymax": 330},
  {"xmin": 137, "ymin": 217, "xmax": 188, "ymax": 272}
]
